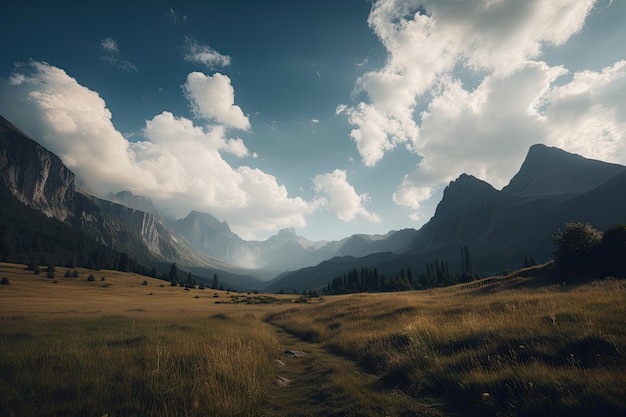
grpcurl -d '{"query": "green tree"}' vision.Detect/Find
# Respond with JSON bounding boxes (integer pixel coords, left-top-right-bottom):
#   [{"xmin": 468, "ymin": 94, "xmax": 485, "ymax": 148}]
[
  {"xmin": 552, "ymin": 222, "xmax": 603, "ymax": 276},
  {"xmin": 600, "ymin": 224, "xmax": 626, "ymax": 278},
  {"xmin": 185, "ymin": 271, "xmax": 195, "ymax": 288},
  {"xmin": 168, "ymin": 263, "xmax": 179, "ymax": 285},
  {"xmin": 46, "ymin": 260, "xmax": 55, "ymax": 278},
  {"xmin": 212, "ymin": 273, "xmax": 219, "ymax": 290}
]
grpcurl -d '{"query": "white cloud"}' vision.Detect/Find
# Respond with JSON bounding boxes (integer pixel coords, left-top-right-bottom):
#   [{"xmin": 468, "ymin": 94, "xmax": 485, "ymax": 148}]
[
  {"xmin": 224, "ymin": 138, "xmax": 250, "ymax": 158},
  {"xmin": 182, "ymin": 72, "xmax": 250, "ymax": 130},
  {"xmin": 540, "ymin": 60, "xmax": 626, "ymax": 163},
  {"xmin": 101, "ymin": 37, "xmax": 118, "ymax": 52},
  {"xmin": 183, "ymin": 37, "xmax": 231, "ymax": 69},
  {"xmin": 312, "ymin": 169, "xmax": 381, "ymax": 223},
  {"xmin": 234, "ymin": 167, "xmax": 312, "ymax": 235},
  {"xmin": 341, "ymin": 0, "xmax": 625, "ymax": 217},
  {"xmin": 0, "ymin": 61, "xmax": 312, "ymax": 238},
  {"xmin": 0, "ymin": 61, "xmax": 151, "ymax": 193},
  {"xmin": 100, "ymin": 37, "xmax": 137, "ymax": 72}
]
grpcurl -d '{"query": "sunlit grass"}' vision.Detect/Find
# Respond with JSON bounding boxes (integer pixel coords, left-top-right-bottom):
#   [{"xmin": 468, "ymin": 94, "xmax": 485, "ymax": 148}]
[
  {"xmin": 0, "ymin": 263, "xmax": 284, "ymax": 417},
  {"xmin": 2, "ymin": 262, "xmax": 625, "ymax": 416},
  {"xmin": 267, "ymin": 268, "xmax": 626, "ymax": 416}
]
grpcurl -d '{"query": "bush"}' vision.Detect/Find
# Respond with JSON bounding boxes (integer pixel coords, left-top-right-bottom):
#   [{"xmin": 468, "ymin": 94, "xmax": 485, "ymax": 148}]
[
  {"xmin": 100, "ymin": 276, "xmax": 105, "ymax": 281},
  {"xmin": 64, "ymin": 270, "xmax": 71, "ymax": 278},
  {"xmin": 1, "ymin": 277, "xmax": 9, "ymax": 285},
  {"xmin": 552, "ymin": 222, "xmax": 603, "ymax": 277},
  {"xmin": 600, "ymin": 224, "xmax": 626, "ymax": 278},
  {"xmin": 87, "ymin": 274, "xmax": 95, "ymax": 282},
  {"xmin": 142, "ymin": 280, "xmax": 148, "ymax": 286},
  {"xmin": 72, "ymin": 270, "xmax": 79, "ymax": 278}
]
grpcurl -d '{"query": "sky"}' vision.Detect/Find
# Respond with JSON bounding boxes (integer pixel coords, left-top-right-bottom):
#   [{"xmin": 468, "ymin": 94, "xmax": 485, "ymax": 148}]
[{"xmin": 1, "ymin": 0, "xmax": 625, "ymax": 241}]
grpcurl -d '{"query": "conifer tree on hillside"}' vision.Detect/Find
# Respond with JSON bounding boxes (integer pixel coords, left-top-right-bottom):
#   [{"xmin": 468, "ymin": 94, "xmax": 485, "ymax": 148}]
[{"xmin": 168, "ymin": 263, "xmax": 179, "ymax": 285}]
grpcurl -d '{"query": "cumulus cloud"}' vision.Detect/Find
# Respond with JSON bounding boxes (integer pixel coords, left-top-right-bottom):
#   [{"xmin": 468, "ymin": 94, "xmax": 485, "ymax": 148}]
[
  {"xmin": 0, "ymin": 61, "xmax": 150, "ymax": 193},
  {"xmin": 341, "ymin": 0, "xmax": 626, "ymax": 220},
  {"xmin": 0, "ymin": 61, "xmax": 310, "ymax": 238},
  {"xmin": 313, "ymin": 169, "xmax": 381, "ymax": 223},
  {"xmin": 540, "ymin": 60, "xmax": 626, "ymax": 163},
  {"xmin": 182, "ymin": 72, "xmax": 250, "ymax": 130},
  {"xmin": 184, "ymin": 37, "xmax": 231, "ymax": 68}
]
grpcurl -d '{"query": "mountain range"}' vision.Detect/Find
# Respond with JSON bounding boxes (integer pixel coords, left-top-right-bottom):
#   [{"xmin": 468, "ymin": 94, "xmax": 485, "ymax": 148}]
[{"xmin": 2, "ymin": 113, "xmax": 625, "ymax": 291}]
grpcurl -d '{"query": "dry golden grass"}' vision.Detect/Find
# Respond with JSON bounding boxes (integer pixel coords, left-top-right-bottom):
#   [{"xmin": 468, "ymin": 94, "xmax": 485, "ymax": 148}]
[
  {"xmin": 267, "ymin": 267, "xmax": 626, "ymax": 416},
  {"xmin": 0, "ymin": 263, "xmax": 293, "ymax": 417},
  {"xmin": 2, "ymin": 262, "xmax": 626, "ymax": 416}
]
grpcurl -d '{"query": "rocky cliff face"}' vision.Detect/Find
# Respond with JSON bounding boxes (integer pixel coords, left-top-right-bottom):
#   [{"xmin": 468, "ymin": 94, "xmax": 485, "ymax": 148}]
[{"xmin": 0, "ymin": 115, "xmax": 75, "ymax": 220}]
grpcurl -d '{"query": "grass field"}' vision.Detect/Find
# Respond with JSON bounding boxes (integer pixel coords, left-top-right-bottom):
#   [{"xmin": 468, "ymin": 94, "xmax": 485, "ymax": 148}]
[{"xmin": 1, "ymin": 262, "xmax": 625, "ymax": 416}]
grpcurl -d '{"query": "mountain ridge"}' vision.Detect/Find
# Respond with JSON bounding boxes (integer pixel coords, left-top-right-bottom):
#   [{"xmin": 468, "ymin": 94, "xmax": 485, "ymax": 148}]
[
  {"xmin": 4, "ymin": 111, "xmax": 625, "ymax": 292},
  {"xmin": 266, "ymin": 144, "xmax": 626, "ymax": 291}
]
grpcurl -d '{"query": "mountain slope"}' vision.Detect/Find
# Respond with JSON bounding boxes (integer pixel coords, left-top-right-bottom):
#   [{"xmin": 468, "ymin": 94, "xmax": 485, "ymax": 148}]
[
  {"xmin": 173, "ymin": 211, "xmax": 419, "ymax": 276},
  {"xmin": 269, "ymin": 145, "xmax": 626, "ymax": 290},
  {"xmin": 0, "ymin": 114, "xmax": 263, "ymax": 289},
  {"xmin": 503, "ymin": 144, "xmax": 625, "ymax": 198},
  {"xmin": 0, "ymin": 115, "xmax": 75, "ymax": 220}
]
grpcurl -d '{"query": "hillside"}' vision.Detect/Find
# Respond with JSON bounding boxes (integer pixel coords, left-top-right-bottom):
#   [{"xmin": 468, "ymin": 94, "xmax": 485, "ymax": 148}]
[{"xmin": 269, "ymin": 145, "xmax": 626, "ymax": 291}]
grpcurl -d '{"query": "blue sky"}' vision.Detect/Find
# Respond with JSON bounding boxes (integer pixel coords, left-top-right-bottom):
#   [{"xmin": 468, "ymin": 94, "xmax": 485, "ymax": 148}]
[{"xmin": 1, "ymin": 0, "xmax": 625, "ymax": 241}]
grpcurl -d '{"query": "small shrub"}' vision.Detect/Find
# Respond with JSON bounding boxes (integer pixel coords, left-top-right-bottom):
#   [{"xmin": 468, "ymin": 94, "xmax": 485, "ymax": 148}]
[
  {"xmin": 552, "ymin": 222, "xmax": 603, "ymax": 277},
  {"xmin": 87, "ymin": 274, "xmax": 95, "ymax": 282},
  {"xmin": 142, "ymin": 280, "xmax": 148, "ymax": 286},
  {"xmin": 71, "ymin": 270, "xmax": 79, "ymax": 278},
  {"xmin": 64, "ymin": 270, "xmax": 71, "ymax": 278},
  {"xmin": 1, "ymin": 277, "xmax": 9, "ymax": 285},
  {"xmin": 100, "ymin": 276, "xmax": 105, "ymax": 281}
]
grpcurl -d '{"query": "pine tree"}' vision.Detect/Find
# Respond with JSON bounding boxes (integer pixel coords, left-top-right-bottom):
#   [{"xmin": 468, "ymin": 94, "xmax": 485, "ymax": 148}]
[{"xmin": 168, "ymin": 263, "xmax": 178, "ymax": 285}]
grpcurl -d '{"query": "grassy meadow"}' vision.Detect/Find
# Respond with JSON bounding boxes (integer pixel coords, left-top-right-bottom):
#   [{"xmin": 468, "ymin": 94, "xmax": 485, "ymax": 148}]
[{"xmin": 1, "ymin": 262, "xmax": 625, "ymax": 416}]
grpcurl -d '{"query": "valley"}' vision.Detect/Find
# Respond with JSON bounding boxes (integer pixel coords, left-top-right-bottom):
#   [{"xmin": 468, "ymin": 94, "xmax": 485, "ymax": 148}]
[{"xmin": 1, "ymin": 262, "xmax": 624, "ymax": 416}]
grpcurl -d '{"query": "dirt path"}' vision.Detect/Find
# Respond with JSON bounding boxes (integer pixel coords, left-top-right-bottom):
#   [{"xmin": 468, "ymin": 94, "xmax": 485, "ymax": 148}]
[{"xmin": 262, "ymin": 323, "xmax": 444, "ymax": 417}]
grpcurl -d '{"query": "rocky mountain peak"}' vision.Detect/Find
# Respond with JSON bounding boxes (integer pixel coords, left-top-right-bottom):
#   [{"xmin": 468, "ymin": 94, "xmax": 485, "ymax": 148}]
[
  {"xmin": 439, "ymin": 174, "xmax": 499, "ymax": 209},
  {"xmin": 0, "ymin": 114, "xmax": 75, "ymax": 220},
  {"xmin": 503, "ymin": 144, "xmax": 625, "ymax": 198},
  {"xmin": 184, "ymin": 210, "xmax": 231, "ymax": 233},
  {"xmin": 276, "ymin": 227, "xmax": 297, "ymax": 238},
  {"xmin": 108, "ymin": 190, "xmax": 157, "ymax": 214}
]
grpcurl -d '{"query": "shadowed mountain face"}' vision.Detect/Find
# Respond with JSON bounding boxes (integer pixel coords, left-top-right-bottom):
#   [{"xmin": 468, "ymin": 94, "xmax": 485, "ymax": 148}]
[
  {"xmin": 503, "ymin": 144, "xmax": 625, "ymax": 198},
  {"xmin": 266, "ymin": 145, "xmax": 626, "ymax": 292}
]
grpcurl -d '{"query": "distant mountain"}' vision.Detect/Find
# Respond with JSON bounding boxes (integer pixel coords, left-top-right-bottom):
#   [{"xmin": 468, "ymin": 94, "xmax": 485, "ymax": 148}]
[
  {"xmin": 267, "ymin": 145, "xmax": 626, "ymax": 291},
  {"xmin": 173, "ymin": 211, "xmax": 260, "ymax": 269},
  {"xmin": 172, "ymin": 210, "xmax": 418, "ymax": 278},
  {"xmin": 106, "ymin": 190, "xmax": 159, "ymax": 215}
]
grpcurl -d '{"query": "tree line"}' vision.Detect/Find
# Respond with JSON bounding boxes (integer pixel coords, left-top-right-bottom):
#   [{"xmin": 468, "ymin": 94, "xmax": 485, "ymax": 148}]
[{"xmin": 323, "ymin": 257, "xmax": 478, "ymax": 295}]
